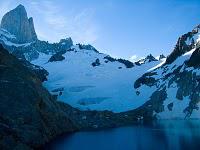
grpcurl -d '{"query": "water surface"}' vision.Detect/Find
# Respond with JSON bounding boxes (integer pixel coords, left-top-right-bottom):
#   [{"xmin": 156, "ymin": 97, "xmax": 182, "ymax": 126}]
[{"xmin": 46, "ymin": 120, "xmax": 200, "ymax": 150}]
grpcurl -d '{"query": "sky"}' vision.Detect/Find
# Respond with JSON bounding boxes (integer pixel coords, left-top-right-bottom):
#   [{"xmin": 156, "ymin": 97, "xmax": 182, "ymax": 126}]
[{"xmin": 0, "ymin": 0, "xmax": 200, "ymax": 61}]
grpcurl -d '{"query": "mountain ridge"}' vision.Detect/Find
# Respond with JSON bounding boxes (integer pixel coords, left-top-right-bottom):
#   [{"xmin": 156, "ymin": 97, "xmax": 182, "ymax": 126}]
[{"xmin": 1, "ymin": 4, "xmax": 200, "ymax": 117}]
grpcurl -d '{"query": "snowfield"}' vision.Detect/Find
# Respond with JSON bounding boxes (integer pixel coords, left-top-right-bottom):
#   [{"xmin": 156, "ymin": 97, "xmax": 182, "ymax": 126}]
[
  {"xmin": 2, "ymin": 23, "xmax": 200, "ymax": 118},
  {"xmin": 32, "ymin": 46, "xmax": 161, "ymax": 112}
]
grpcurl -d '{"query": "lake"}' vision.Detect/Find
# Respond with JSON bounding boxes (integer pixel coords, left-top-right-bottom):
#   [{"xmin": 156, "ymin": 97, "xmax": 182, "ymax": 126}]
[{"xmin": 46, "ymin": 120, "xmax": 200, "ymax": 150}]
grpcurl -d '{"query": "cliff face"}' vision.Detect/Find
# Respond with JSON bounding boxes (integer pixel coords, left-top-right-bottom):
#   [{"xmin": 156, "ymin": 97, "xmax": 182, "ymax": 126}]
[{"xmin": 0, "ymin": 4, "xmax": 37, "ymax": 43}]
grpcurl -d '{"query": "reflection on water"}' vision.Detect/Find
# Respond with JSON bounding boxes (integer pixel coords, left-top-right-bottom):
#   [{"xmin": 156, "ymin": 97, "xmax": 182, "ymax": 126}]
[{"xmin": 46, "ymin": 120, "xmax": 200, "ymax": 150}]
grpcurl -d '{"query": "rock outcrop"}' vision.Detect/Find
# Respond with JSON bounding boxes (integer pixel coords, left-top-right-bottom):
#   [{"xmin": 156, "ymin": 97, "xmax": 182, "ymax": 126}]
[
  {"xmin": 77, "ymin": 43, "xmax": 99, "ymax": 53},
  {"xmin": 0, "ymin": 4, "xmax": 37, "ymax": 43},
  {"xmin": 48, "ymin": 51, "xmax": 66, "ymax": 62},
  {"xmin": 92, "ymin": 58, "xmax": 101, "ymax": 67},
  {"xmin": 158, "ymin": 54, "xmax": 166, "ymax": 60},
  {"xmin": 104, "ymin": 55, "xmax": 134, "ymax": 68},
  {"xmin": 187, "ymin": 47, "xmax": 200, "ymax": 67},
  {"xmin": 165, "ymin": 25, "xmax": 200, "ymax": 64}
]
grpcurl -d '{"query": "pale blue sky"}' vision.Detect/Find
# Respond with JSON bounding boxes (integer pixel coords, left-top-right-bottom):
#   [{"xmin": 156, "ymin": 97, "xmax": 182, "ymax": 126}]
[{"xmin": 0, "ymin": 0, "xmax": 200, "ymax": 60}]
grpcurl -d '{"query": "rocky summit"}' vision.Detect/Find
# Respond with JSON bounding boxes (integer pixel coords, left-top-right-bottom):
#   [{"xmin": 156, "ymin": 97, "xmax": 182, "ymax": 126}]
[{"xmin": 0, "ymin": 4, "xmax": 37, "ymax": 43}]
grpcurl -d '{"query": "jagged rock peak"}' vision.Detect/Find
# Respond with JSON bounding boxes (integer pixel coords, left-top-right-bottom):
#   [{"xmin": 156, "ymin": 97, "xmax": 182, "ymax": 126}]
[
  {"xmin": 15, "ymin": 4, "xmax": 26, "ymax": 11},
  {"xmin": 135, "ymin": 54, "xmax": 157, "ymax": 66},
  {"xmin": 165, "ymin": 24, "xmax": 200, "ymax": 65},
  {"xmin": 159, "ymin": 54, "xmax": 166, "ymax": 60},
  {"xmin": 0, "ymin": 4, "xmax": 37, "ymax": 44},
  {"xmin": 59, "ymin": 37, "xmax": 73, "ymax": 44},
  {"xmin": 145, "ymin": 54, "xmax": 158, "ymax": 62}
]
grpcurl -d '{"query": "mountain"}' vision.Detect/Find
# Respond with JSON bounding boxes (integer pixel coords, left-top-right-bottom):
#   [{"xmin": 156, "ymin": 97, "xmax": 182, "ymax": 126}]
[
  {"xmin": 0, "ymin": 5, "xmax": 73, "ymax": 61},
  {"xmin": 135, "ymin": 54, "xmax": 159, "ymax": 66},
  {"xmin": 134, "ymin": 25, "xmax": 200, "ymax": 119},
  {"xmin": 1, "ymin": 4, "xmax": 200, "ymax": 119},
  {"xmin": 0, "ymin": 4, "xmax": 37, "ymax": 43},
  {"xmin": 158, "ymin": 54, "xmax": 166, "ymax": 60}
]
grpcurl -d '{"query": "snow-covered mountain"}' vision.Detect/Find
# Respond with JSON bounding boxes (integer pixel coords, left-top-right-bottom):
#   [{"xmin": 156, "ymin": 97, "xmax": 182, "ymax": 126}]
[
  {"xmin": 0, "ymin": 5, "xmax": 73, "ymax": 61},
  {"xmin": 1, "ymin": 4, "xmax": 200, "ymax": 120},
  {"xmin": 0, "ymin": 5, "xmax": 164, "ymax": 113},
  {"xmin": 135, "ymin": 54, "xmax": 159, "ymax": 66},
  {"xmin": 134, "ymin": 25, "xmax": 200, "ymax": 119}
]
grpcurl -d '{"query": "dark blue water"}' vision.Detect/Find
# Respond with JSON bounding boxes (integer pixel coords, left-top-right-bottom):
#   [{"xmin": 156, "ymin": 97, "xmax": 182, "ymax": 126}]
[{"xmin": 46, "ymin": 120, "xmax": 200, "ymax": 150}]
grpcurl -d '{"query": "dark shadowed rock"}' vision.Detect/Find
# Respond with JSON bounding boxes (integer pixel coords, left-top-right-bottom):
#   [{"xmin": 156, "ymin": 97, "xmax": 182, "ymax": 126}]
[
  {"xmin": 0, "ymin": 44, "xmax": 76, "ymax": 149},
  {"xmin": 165, "ymin": 28, "xmax": 197, "ymax": 64},
  {"xmin": 145, "ymin": 54, "xmax": 158, "ymax": 62},
  {"xmin": 92, "ymin": 58, "xmax": 100, "ymax": 67},
  {"xmin": 104, "ymin": 56, "xmax": 134, "ymax": 68},
  {"xmin": 21, "ymin": 60, "xmax": 49, "ymax": 82},
  {"xmin": 187, "ymin": 47, "xmax": 200, "ymax": 67},
  {"xmin": 167, "ymin": 103, "xmax": 173, "ymax": 111},
  {"xmin": 134, "ymin": 72, "xmax": 158, "ymax": 89},
  {"xmin": 48, "ymin": 52, "xmax": 65, "ymax": 62},
  {"xmin": 117, "ymin": 59, "xmax": 134, "ymax": 68},
  {"xmin": 77, "ymin": 43, "xmax": 99, "ymax": 53}
]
